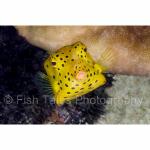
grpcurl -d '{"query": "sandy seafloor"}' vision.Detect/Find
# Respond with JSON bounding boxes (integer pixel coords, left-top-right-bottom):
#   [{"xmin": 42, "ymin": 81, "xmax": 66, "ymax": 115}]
[{"xmin": 97, "ymin": 75, "xmax": 150, "ymax": 124}]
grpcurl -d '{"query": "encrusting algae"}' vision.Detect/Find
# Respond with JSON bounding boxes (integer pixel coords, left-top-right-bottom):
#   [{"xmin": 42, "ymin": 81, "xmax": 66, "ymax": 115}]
[{"xmin": 38, "ymin": 42, "xmax": 107, "ymax": 105}]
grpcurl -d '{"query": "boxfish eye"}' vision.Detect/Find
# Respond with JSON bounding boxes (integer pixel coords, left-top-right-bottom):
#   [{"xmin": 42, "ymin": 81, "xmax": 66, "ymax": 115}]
[{"xmin": 51, "ymin": 62, "xmax": 56, "ymax": 66}]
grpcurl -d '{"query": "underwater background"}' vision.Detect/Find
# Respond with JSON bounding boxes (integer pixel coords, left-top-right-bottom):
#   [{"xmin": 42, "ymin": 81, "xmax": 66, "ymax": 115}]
[{"xmin": 0, "ymin": 26, "xmax": 150, "ymax": 124}]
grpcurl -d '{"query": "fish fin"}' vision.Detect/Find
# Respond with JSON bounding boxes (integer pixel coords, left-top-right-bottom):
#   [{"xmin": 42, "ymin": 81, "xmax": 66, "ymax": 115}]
[
  {"xmin": 98, "ymin": 47, "xmax": 115, "ymax": 71},
  {"xmin": 34, "ymin": 72, "xmax": 54, "ymax": 97},
  {"xmin": 47, "ymin": 50, "xmax": 53, "ymax": 55}
]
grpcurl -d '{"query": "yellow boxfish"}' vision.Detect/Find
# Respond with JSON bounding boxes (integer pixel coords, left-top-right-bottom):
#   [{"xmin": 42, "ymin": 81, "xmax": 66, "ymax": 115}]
[{"xmin": 38, "ymin": 42, "xmax": 107, "ymax": 105}]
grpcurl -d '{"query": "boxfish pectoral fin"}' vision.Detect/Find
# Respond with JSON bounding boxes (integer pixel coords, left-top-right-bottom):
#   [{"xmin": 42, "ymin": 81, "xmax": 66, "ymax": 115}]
[{"xmin": 34, "ymin": 72, "xmax": 54, "ymax": 97}]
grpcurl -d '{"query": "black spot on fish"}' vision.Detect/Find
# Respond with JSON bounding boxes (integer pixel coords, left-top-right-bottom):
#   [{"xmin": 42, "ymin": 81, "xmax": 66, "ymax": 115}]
[
  {"xmin": 60, "ymin": 58, "xmax": 63, "ymax": 60},
  {"xmin": 58, "ymin": 68, "xmax": 60, "ymax": 70},
  {"xmin": 75, "ymin": 46, "xmax": 77, "ymax": 48},
  {"xmin": 56, "ymin": 54, "xmax": 59, "ymax": 57},
  {"xmin": 84, "ymin": 48, "xmax": 87, "ymax": 52},
  {"xmin": 87, "ymin": 79, "xmax": 90, "ymax": 82},
  {"xmin": 64, "ymin": 61, "xmax": 66, "ymax": 63},
  {"xmin": 58, "ymin": 82, "xmax": 60, "ymax": 85},
  {"xmin": 46, "ymin": 65, "xmax": 49, "ymax": 68},
  {"xmin": 94, "ymin": 72, "xmax": 96, "ymax": 75},
  {"xmin": 65, "ymin": 75, "xmax": 67, "ymax": 78},
  {"xmin": 68, "ymin": 78, "xmax": 70, "ymax": 81},
  {"xmin": 68, "ymin": 72, "xmax": 69, "ymax": 75},
  {"xmin": 75, "ymin": 91, "xmax": 78, "ymax": 93},
  {"xmin": 60, "ymin": 80, "xmax": 62, "ymax": 83},
  {"xmin": 59, "ymin": 73, "xmax": 61, "ymax": 76},
  {"xmin": 95, "ymin": 80, "xmax": 98, "ymax": 83},
  {"xmin": 53, "ymin": 75, "xmax": 55, "ymax": 79},
  {"xmin": 66, "ymin": 56, "xmax": 68, "ymax": 58},
  {"xmin": 71, "ymin": 59, "xmax": 74, "ymax": 61},
  {"xmin": 67, "ymin": 92, "xmax": 70, "ymax": 94},
  {"xmin": 90, "ymin": 73, "xmax": 92, "ymax": 76},
  {"xmin": 62, "ymin": 64, "xmax": 64, "ymax": 67},
  {"xmin": 60, "ymin": 87, "xmax": 62, "ymax": 90},
  {"xmin": 72, "ymin": 87, "xmax": 75, "ymax": 90},
  {"xmin": 89, "ymin": 84, "xmax": 92, "ymax": 87},
  {"xmin": 75, "ymin": 84, "xmax": 79, "ymax": 86},
  {"xmin": 80, "ymin": 88, "xmax": 84, "ymax": 90},
  {"xmin": 65, "ymin": 84, "xmax": 68, "ymax": 87}
]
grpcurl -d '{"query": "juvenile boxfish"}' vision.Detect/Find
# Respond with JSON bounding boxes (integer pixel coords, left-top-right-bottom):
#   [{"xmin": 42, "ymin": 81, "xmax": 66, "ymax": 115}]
[{"xmin": 38, "ymin": 42, "xmax": 107, "ymax": 105}]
